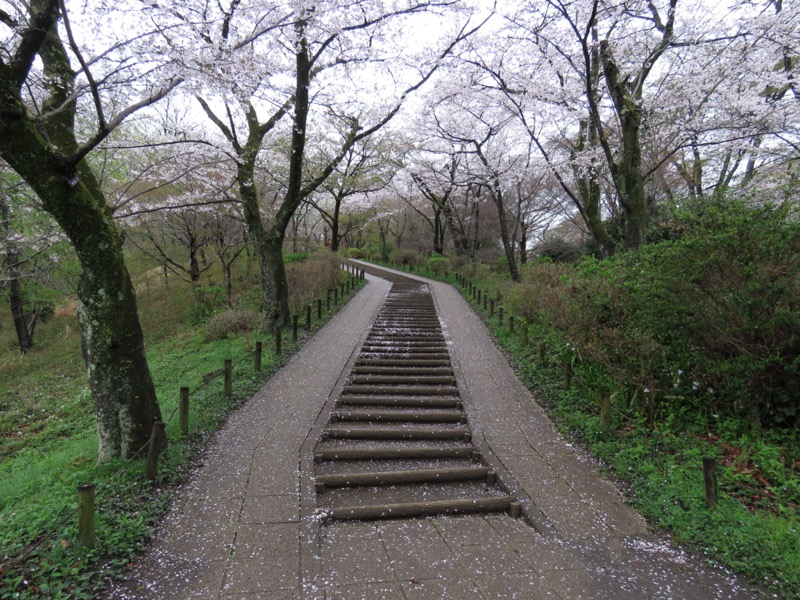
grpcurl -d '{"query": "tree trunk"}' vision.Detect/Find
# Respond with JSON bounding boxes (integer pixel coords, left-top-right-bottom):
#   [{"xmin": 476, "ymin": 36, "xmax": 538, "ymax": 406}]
[
  {"xmin": 8, "ymin": 263, "xmax": 34, "ymax": 353},
  {"xmin": 519, "ymin": 228, "xmax": 528, "ymax": 265},
  {"xmin": 264, "ymin": 232, "xmax": 290, "ymax": 325},
  {"xmin": 0, "ymin": 195, "xmax": 34, "ymax": 352},
  {"xmin": 238, "ymin": 162, "xmax": 278, "ymax": 319},
  {"xmin": 470, "ymin": 199, "xmax": 480, "ymax": 261},
  {"xmin": 379, "ymin": 225, "xmax": 389, "ymax": 261},
  {"xmin": 0, "ymin": 19, "xmax": 161, "ymax": 461},
  {"xmin": 223, "ymin": 261, "xmax": 233, "ymax": 303},
  {"xmin": 618, "ymin": 108, "xmax": 648, "ymax": 249},
  {"xmin": 575, "ymin": 116, "xmax": 614, "ymax": 256},
  {"xmin": 331, "ymin": 198, "xmax": 342, "ymax": 252},
  {"xmin": 496, "ymin": 200, "xmax": 520, "ymax": 281},
  {"xmin": 189, "ymin": 239, "xmax": 201, "ymax": 282},
  {"xmin": 0, "ymin": 154, "xmax": 161, "ymax": 462}
]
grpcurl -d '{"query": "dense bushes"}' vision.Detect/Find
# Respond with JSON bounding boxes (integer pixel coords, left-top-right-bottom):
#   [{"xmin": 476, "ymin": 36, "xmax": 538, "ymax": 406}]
[
  {"xmin": 204, "ymin": 309, "xmax": 266, "ymax": 341},
  {"xmin": 285, "ymin": 251, "xmax": 342, "ymax": 315},
  {"xmin": 505, "ymin": 196, "xmax": 800, "ymax": 428}
]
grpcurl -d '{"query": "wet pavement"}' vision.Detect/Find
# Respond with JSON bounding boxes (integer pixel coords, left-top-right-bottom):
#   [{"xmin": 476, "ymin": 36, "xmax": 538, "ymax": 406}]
[{"xmin": 108, "ymin": 264, "xmax": 763, "ymax": 599}]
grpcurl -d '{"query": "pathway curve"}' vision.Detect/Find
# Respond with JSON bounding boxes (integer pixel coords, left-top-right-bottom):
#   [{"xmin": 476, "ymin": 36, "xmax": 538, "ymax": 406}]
[{"xmin": 109, "ymin": 264, "xmax": 762, "ymax": 599}]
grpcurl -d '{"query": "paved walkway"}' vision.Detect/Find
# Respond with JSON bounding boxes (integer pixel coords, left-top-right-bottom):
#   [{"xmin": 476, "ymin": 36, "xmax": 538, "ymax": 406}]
[{"xmin": 109, "ymin": 265, "xmax": 761, "ymax": 599}]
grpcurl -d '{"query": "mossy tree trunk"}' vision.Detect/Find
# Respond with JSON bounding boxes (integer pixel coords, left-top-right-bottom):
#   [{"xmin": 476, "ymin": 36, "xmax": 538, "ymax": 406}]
[
  {"xmin": 593, "ymin": 1, "xmax": 676, "ymax": 250},
  {"xmin": 0, "ymin": 3, "xmax": 161, "ymax": 461}
]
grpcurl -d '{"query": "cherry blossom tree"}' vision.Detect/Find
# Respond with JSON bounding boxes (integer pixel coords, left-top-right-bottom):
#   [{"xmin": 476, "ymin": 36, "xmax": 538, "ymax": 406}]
[
  {"xmin": 0, "ymin": 0, "xmax": 182, "ymax": 460},
  {"xmin": 148, "ymin": 0, "xmax": 486, "ymax": 323},
  {"xmin": 307, "ymin": 124, "xmax": 399, "ymax": 252},
  {"xmin": 477, "ymin": 0, "xmax": 798, "ymax": 252}
]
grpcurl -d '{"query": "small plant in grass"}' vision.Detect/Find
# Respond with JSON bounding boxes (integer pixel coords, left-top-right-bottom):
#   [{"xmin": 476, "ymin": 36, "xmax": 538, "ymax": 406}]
[{"xmin": 187, "ymin": 283, "xmax": 226, "ymax": 324}]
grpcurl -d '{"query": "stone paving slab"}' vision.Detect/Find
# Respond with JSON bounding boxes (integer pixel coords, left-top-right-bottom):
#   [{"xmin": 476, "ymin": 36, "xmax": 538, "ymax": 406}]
[{"xmin": 108, "ymin": 265, "xmax": 764, "ymax": 599}]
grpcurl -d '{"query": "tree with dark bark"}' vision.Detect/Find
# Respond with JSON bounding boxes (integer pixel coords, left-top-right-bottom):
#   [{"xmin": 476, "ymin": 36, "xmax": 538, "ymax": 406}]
[
  {"xmin": 0, "ymin": 1, "xmax": 177, "ymax": 460},
  {"xmin": 309, "ymin": 127, "xmax": 397, "ymax": 252}
]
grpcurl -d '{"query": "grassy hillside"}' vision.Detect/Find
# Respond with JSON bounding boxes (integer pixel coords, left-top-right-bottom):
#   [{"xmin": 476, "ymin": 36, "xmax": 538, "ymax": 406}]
[{"xmin": 0, "ymin": 251, "xmax": 359, "ymax": 598}]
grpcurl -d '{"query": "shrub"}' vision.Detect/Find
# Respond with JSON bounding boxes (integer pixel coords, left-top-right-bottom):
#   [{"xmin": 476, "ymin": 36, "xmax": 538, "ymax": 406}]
[
  {"xmin": 535, "ymin": 237, "xmax": 585, "ymax": 262},
  {"xmin": 390, "ymin": 249, "xmax": 417, "ymax": 266},
  {"xmin": 623, "ymin": 197, "xmax": 800, "ymax": 426},
  {"xmin": 505, "ymin": 194, "xmax": 800, "ymax": 427},
  {"xmin": 283, "ymin": 252, "xmax": 309, "ymax": 264},
  {"xmin": 427, "ymin": 253, "xmax": 447, "ymax": 274},
  {"xmin": 203, "ymin": 308, "xmax": 266, "ymax": 341},
  {"xmin": 285, "ymin": 251, "xmax": 342, "ymax": 315}
]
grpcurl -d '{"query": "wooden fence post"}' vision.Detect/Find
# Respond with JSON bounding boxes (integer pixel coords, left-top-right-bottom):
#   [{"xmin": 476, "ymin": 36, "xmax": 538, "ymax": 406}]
[
  {"xmin": 327, "ymin": 289, "xmax": 332, "ymax": 311},
  {"xmin": 224, "ymin": 359, "xmax": 233, "ymax": 397},
  {"xmin": 509, "ymin": 315, "xmax": 514, "ymax": 333},
  {"xmin": 563, "ymin": 362, "xmax": 572, "ymax": 390},
  {"xmin": 144, "ymin": 421, "xmax": 165, "ymax": 481},
  {"xmin": 499, "ymin": 306, "xmax": 504, "ymax": 325},
  {"xmin": 255, "ymin": 342, "xmax": 262, "ymax": 373},
  {"xmin": 490, "ymin": 300, "xmax": 495, "ymax": 317},
  {"xmin": 275, "ymin": 326, "xmax": 282, "ymax": 355},
  {"xmin": 293, "ymin": 315, "xmax": 299, "ymax": 341},
  {"xmin": 77, "ymin": 483, "xmax": 96, "ymax": 548},
  {"xmin": 703, "ymin": 457, "xmax": 718, "ymax": 508},
  {"xmin": 306, "ymin": 304, "xmax": 312, "ymax": 330},
  {"xmin": 179, "ymin": 387, "xmax": 189, "ymax": 436},
  {"xmin": 317, "ymin": 298, "xmax": 322, "ymax": 320},
  {"xmin": 522, "ymin": 321, "xmax": 529, "ymax": 346}
]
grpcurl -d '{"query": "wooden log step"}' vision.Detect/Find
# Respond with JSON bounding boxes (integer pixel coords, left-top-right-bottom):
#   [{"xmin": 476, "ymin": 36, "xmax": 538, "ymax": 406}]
[
  {"xmin": 314, "ymin": 446, "xmax": 478, "ymax": 462},
  {"xmin": 362, "ymin": 339, "xmax": 446, "ymax": 345},
  {"xmin": 332, "ymin": 409, "xmax": 466, "ymax": 423},
  {"xmin": 324, "ymin": 426, "xmax": 471, "ymax": 441},
  {"xmin": 342, "ymin": 385, "xmax": 459, "ymax": 396},
  {"xmin": 348, "ymin": 375, "xmax": 457, "ymax": 386},
  {"xmin": 371, "ymin": 325, "xmax": 441, "ymax": 331},
  {"xmin": 325, "ymin": 496, "xmax": 515, "ymax": 521},
  {"xmin": 366, "ymin": 335, "xmax": 444, "ymax": 342},
  {"xmin": 336, "ymin": 396, "xmax": 462, "ymax": 408},
  {"xmin": 373, "ymin": 319, "xmax": 440, "ymax": 325},
  {"xmin": 354, "ymin": 359, "xmax": 452, "ymax": 367},
  {"xmin": 350, "ymin": 366, "xmax": 454, "ymax": 376},
  {"xmin": 372, "ymin": 320, "xmax": 440, "ymax": 326},
  {"xmin": 361, "ymin": 345, "xmax": 448, "ymax": 352},
  {"xmin": 358, "ymin": 353, "xmax": 450, "ymax": 360},
  {"xmin": 358, "ymin": 350, "xmax": 449, "ymax": 358},
  {"xmin": 315, "ymin": 466, "xmax": 491, "ymax": 489}
]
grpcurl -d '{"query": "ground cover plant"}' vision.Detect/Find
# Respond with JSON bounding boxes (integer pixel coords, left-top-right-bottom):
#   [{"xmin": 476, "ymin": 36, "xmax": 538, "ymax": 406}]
[
  {"xmin": 369, "ymin": 195, "xmax": 800, "ymax": 597},
  {"xmin": 0, "ymin": 251, "xmax": 363, "ymax": 598}
]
